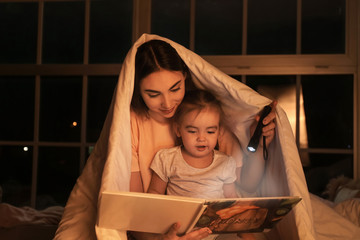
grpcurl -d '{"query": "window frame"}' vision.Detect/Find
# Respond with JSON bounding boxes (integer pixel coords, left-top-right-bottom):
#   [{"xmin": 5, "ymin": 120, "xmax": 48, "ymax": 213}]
[
  {"xmin": 135, "ymin": 0, "xmax": 359, "ymax": 180},
  {"xmin": 0, "ymin": 0, "xmax": 359, "ymax": 208}
]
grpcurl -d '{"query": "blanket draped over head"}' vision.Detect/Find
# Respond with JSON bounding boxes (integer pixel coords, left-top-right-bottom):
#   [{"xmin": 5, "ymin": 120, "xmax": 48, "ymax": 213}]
[{"xmin": 54, "ymin": 34, "xmax": 316, "ymax": 240}]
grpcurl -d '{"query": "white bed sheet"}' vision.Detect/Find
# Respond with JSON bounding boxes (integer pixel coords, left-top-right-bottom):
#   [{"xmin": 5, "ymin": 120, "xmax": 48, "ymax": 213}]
[
  {"xmin": 55, "ymin": 34, "xmax": 320, "ymax": 240},
  {"xmin": 311, "ymin": 194, "xmax": 360, "ymax": 240}
]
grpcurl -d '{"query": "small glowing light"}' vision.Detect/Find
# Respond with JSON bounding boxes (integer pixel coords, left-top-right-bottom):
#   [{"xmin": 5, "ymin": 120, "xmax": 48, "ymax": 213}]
[
  {"xmin": 72, "ymin": 121, "xmax": 78, "ymax": 127},
  {"xmin": 247, "ymin": 146, "xmax": 256, "ymax": 152},
  {"xmin": 23, "ymin": 147, "xmax": 29, "ymax": 152}
]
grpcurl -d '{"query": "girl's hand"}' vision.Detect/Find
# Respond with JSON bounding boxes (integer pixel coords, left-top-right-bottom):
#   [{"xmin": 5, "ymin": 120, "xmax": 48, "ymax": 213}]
[
  {"xmin": 254, "ymin": 100, "xmax": 277, "ymax": 148},
  {"xmin": 163, "ymin": 223, "xmax": 212, "ymax": 240}
]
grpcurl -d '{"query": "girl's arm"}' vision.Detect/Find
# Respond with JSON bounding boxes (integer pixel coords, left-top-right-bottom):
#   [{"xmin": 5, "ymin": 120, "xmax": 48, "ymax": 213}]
[
  {"xmin": 130, "ymin": 171, "xmax": 144, "ymax": 192},
  {"xmin": 223, "ymin": 182, "xmax": 238, "ymax": 198},
  {"xmin": 147, "ymin": 172, "xmax": 167, "ymax": 195}
]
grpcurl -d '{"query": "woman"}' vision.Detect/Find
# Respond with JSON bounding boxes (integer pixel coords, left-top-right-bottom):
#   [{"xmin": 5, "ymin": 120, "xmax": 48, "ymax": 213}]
[
  {"xmin": 55, "ymin": 34, "xmax": 315, "ymax": 240},
  {"xmin": 129, "ymin": 40, "xmax": 275, "ymax": 240}
]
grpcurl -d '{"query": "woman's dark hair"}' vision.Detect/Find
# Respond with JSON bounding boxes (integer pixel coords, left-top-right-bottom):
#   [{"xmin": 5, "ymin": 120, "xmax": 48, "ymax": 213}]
[
  {"xmin": 173, "ymin": 89, "xmax": 224, "ymax": 126},
  {"xmin": 131, "ymin": 40, "xmax": 195, "ymax": 116}
]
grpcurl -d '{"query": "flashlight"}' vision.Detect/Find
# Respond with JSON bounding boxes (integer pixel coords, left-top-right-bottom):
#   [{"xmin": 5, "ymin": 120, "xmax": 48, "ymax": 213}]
[{"xmin": 247, "ymin": 105, "xmax": 272, "ymax": 153}]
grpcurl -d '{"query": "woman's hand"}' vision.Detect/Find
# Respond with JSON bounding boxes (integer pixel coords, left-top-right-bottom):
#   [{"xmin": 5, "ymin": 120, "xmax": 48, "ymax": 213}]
[
  {"xmin": 162, "ymin": 223, "xmax": 212, "ymax": 240},
  {"xmin": 254, "ymin": 100, "xmax": 277, "ymax": 148}
]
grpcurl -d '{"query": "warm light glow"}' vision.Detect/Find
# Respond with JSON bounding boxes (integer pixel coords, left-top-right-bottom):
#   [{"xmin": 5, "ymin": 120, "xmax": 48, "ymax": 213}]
[
  {"xmin": 23, "ymin": 147, "xmax": 28, "ymax": 152},
  {"xmin": 72, "ymin": 121, "xmax": 78, "ymax": 127},
  {"xmin": 257, "ymin": 84, "xmax": 309, "ymax": 166}
]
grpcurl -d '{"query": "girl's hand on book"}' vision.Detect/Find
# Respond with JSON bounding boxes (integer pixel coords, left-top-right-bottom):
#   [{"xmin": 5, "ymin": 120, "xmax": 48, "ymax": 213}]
[{"xmin": 163, "ymin": 222, "xmax": 212, "ymax": 240}]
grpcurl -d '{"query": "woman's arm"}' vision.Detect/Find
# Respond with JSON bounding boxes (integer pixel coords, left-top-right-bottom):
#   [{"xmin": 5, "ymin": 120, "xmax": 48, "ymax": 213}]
[
  {"xmin": 238, "ymin": 149, "xmax": 265, "ymax": 193},
  {"xmin": 238, "ymin": 101, "xmax": 277, "ymax": 193},
  {"xmin": 257, "ymin": 101, "xmax": 277, "ymax": 149}
]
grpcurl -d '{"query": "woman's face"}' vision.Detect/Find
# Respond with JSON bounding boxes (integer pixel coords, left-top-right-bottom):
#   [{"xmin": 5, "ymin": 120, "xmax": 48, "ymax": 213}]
[{"xmin": 140, "ymin": 70, "xmax": 186, "ymax": 122}]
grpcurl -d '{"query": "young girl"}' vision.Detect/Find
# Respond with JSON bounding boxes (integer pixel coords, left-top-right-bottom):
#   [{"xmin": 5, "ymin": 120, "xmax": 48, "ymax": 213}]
[{"xmin": 148, "ymin": 89, "xmax": 238, "ymax": 199}]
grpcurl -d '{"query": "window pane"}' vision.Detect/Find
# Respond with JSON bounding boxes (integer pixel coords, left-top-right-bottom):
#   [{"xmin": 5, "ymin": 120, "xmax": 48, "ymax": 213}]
[
  {"xmin": 301, "ymin": 75, "xmax": 354, "ymax": 149},
  {"xmin": 152, "ymin": 0, "xmax": 190, "ymax": 48},
  {"xmin": 304, "ymin": 154, "xmax": 352, "ymax": 196},
  {"xmin": 301, "ymin": 75, "xmax": 353, "ymax": 149},
  {"xmin": 0, "ymin": 77, "xmax": 35, "ymax": 141},
  {"xmin": 0, "ymin": 146, "xmax": 32, "ymax": 207},
  {"xmin": 89, "ymin": 0, "xmax": 132, "ymax": 63},
  {"xmin": 40, "ymin": 77, "xmax": 82, "ymax": 142},
  {"xmin": 42, "ymin": 2, "xmax": 85, "ymax": 63},
  {"xmin": 302, "ymin": 0, "xmax": 345, "ymax": 54},
  {"xmin": 0, "ymin": 3, "xmax": 38, "ymax": 63},
  {"xmin": 246, "ymin": 75, "xmax": 297, "ymax": 90},
  {"xmin": 37, "ymin": 147, "xmax": 79, "ymax": 208},
  {"xmin": 87, "ymin": 76, "xmax": 117, "ymax": 142},
  {"xmin": 195, "ymin": 0, "xmax": 243, "ymax": 55},
  {"xmin": 247, "ymin": 0, "xmax": 296, "ymax": 54}
]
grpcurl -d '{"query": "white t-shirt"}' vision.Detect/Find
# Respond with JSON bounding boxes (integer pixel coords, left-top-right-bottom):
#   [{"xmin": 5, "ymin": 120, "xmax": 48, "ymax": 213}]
[
  {"xmin": 130, "ymin": 110, "xmax": 243, "ymax": 192},
  {"xmin": 150, "ymin": 146, "xmax": 237, "ymax": 199}
]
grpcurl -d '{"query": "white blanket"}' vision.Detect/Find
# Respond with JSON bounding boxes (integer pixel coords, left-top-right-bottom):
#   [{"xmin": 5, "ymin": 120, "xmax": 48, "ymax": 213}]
[{"xmin": 55, "ymin": 34, "xmax": 317, "ymax": 240}]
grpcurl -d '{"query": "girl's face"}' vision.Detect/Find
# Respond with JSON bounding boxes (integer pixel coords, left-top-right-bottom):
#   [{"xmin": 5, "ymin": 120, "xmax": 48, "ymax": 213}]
[
  {"xmin": 140, "ymin": 70, "xmax": 186, "ymax": 122},
  {"xmin": 176, "ymin": 107, "xmax": 220, "ymax": 160}
]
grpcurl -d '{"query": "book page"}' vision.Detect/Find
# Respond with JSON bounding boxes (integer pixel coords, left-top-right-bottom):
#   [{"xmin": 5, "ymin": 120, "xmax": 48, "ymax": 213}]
[
  {"xmin": 98, "ymin": 191, "xmax": 205, "ymax": 235},
  {"xmin": 196, "ymin": 196, "xmax": 301, "ymax": 233}
]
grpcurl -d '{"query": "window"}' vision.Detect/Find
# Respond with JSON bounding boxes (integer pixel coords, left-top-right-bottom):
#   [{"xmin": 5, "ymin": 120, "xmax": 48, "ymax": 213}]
[
  {"xmin": 247, "ymin": 0, "xmax": 297, "ymax": 54},
  {"xmin": 0, "ymin": 2, "xmax": 38, "ymax": 63},
  {"xmin": 0, "ymin": 0, "xmax": 132, "ymax": 208},
  {"xmin": 42, "ymin": 2, "xmax": 85, "ymax": 63},
  {"xmin": 149, "ymin": 0, "xmax": 358, "ymax": 196},
  {"xmin": 195, "ymin": 0, "xmax": 243, "ymax": 54},
  {"xmin": 302, "ymin": 0, "xmax": 346, "ymax": 54},
  {"xmin": 245, "ymin": 74, "xmax": 354, "ymax": 195},
  {"xmin": 151, "ymin": 0, "xmax": 190, "ymax": 48},
  {"xmin": 0, "ymin": 0, "xmax": 359, "ymax": 208}
]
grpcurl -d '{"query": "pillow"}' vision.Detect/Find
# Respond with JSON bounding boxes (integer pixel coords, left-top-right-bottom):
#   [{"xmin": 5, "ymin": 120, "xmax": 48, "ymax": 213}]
[{"xmin": 334, "ymin": 187, "xmax": 360, "ymax": 203}]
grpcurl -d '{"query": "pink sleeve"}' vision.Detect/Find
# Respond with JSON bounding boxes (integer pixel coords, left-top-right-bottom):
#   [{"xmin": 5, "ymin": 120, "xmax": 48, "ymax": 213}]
[{"xmin": 130, "ymin": 111, "xmax": 140, "ymax": 172}]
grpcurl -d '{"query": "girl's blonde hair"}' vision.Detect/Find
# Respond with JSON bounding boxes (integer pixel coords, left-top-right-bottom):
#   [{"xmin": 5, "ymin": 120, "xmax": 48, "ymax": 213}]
[{"xmin": 173, "ymin": 89, "xmax": 224, "ymax": 126}]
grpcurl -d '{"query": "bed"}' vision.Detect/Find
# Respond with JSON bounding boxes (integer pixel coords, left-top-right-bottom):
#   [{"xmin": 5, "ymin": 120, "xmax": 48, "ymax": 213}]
[
  {"xmin": 0, "ymin": 187, "xmax": 63, "ymax": 240},
  {"xmin": 50, "ymin": 34, "xmax": 359, "ymax": 240}
]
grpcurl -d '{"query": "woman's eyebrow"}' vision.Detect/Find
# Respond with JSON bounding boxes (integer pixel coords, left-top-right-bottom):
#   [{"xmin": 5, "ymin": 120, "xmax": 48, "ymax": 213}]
[
  {"xmin": 143, "ymin": 80, "xmax": 182, "ymax": 93},
  {"xmin": 144, "ymin": 89, "xmax": 160, "ymax": 93},
  {"xmin": 169, "ymin": 80, "xmax": 182, "ymax": 89}
]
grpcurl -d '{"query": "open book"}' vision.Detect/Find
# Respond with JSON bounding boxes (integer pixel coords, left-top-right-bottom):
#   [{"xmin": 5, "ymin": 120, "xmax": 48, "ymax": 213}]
[{"xmin": 97, "ymin": 191, "xmax": 301, "ymax": 235}]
